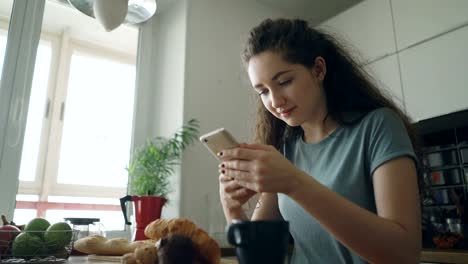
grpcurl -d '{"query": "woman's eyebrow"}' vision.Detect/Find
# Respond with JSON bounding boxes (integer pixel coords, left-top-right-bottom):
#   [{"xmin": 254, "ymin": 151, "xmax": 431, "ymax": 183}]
[
  {"xmin": 254, "ymin": 70, "xmax": 293, "ymax": 88},
  {"xmin": 271, "ymin": 70, "xmax": 293, "ymax": 81}
]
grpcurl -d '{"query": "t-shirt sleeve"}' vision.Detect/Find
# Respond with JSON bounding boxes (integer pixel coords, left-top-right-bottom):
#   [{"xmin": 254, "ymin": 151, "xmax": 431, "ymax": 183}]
[{"xmin": 366, "ymin": 108, "xmax": 417, "ymax": 177}]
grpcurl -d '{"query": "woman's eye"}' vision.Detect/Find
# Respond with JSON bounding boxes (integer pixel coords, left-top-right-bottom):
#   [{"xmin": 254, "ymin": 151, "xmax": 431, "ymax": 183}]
[
  {"xmin": 278, "ymin": 79, "xmax": 292, "ymax": 86},
  {"xmin": 258, "ymin": 89, "xmax": 268, "ymax": 95}
]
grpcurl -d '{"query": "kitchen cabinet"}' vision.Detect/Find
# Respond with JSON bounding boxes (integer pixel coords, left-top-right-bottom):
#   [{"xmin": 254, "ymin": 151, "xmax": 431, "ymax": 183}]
[
  {"xmin": 415, "ymin": 110, "xmax": 468, "ymax": 250},
  {"xmin": 399, "ymin": 25, "xmax": 468, "ymax": 122},
  {"xmin": 391, "ymin": 0, "xmax": 468, "ymax": 50},
  {"xmin": 363, "ymin": 54, "xmax": 405, "ymax": 111},
  {"xmin": 319, "ymin": 0, "xmax": 396, "ymax": 64}
]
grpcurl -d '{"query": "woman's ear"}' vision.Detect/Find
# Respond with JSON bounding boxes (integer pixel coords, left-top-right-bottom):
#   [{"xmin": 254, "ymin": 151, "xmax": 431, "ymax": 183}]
[{"xmin": 311, "ymin": 56, "xmax": 326, "ymax": 81}]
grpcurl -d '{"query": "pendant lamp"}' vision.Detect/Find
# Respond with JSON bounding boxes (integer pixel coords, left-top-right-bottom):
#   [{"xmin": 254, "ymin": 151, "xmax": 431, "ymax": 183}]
[{"xmin": 68, "ymin": 0, "xmax": 157, "ymax": 31}]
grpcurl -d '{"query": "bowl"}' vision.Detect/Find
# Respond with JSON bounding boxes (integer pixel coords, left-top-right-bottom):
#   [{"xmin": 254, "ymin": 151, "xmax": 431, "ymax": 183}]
[{"xmin": 0, "ymin": 230, "xmax": 79, "ymax": 263}]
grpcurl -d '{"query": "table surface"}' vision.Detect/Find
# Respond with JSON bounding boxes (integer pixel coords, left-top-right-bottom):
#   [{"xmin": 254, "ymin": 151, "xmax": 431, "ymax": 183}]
[
  {"xmin": 68, "ymin": 255, "xmax": 238, "ymax": 264},
  {"xmin": 66, "ymin": 249, "xmax": 468, "ymax": 264}
]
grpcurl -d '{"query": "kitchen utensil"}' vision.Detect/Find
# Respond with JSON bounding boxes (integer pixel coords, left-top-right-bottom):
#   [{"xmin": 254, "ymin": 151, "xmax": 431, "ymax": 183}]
[
  {"xmin": 120, "ymin": 195, "xmax": 166, "ymax": 241},
  {"xmin": 227, "ymin": 220, "xmax": 289, "ymax": 264},
  {"xmin": 64, "ymin": 218, "xmax": 105, "ymax": 240}
]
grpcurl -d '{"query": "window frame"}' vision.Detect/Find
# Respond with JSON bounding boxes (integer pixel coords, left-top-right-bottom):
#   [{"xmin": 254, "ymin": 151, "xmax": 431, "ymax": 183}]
[
  {"xmin": 12, "ymin": 27, "xmax": 136, "ymax": 202},
  {"xmin": 17, "ymin": 33, "xmax": 59, "ymax": 196}
]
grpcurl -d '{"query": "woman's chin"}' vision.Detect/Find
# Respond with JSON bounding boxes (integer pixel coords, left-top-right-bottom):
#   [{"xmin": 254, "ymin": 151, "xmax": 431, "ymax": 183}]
[{"xmin": 283, "ymin": 118, "xmax": 301, "ymax": 127}]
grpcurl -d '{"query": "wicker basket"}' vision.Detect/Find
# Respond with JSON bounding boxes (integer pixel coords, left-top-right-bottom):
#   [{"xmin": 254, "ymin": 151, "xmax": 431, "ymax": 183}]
[{"xmin": 0, "ymin": 230, "xmax": 79, "ymax": 263}]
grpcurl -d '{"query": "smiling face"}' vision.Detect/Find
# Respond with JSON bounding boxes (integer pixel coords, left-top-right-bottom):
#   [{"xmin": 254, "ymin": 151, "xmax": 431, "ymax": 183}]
[{"xmin": 247, "ymin": 51, "xmax": 328, "ymax": 127}]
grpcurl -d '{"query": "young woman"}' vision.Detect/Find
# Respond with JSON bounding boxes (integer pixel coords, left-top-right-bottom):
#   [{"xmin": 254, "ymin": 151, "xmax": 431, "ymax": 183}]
[{"xmin": 218, "ymin": 18, "xmax": 422, "ymax": 263}]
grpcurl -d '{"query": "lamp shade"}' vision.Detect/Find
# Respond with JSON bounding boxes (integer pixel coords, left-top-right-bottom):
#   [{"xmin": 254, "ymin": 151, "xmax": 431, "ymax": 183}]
[
  {"xmin": 68, "ymin": 0, "xmax": 157, "ymax": 31},
  {"xmin": 94, "ymin": 0, "xmax": 128, "ymax": 31}
]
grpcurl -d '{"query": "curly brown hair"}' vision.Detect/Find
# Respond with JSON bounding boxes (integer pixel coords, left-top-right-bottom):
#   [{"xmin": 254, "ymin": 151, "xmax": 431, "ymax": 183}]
[{"xmin": 242, "ymin": 18, "xmax": 422, "ymax": 167}]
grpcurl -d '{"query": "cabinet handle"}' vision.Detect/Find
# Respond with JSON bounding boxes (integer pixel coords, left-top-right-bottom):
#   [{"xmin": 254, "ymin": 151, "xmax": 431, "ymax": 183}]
[
  {"xmin": 44, "ymin": 98, "xmax": 51, "ymax": 119},
  {"xmin": 60, "ymin": 102, "xmax": 65, "ymax": 121}
]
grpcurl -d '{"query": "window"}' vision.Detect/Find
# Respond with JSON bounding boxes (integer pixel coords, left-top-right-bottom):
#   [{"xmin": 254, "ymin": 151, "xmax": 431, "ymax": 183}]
[
  {"xmin": 18, "ymin": 40, "xmax": 52, "ymax": 183},
  {"xmin": 0, "ymin": 27, "xmax": 8, "ymax": 77},
  {"xmin": 0, "ymin": 0, "xmax": 138, "ymax": 232},
  {"xmin": 56, "ymin": 49, "xmax": 135, "ymax": 189}
]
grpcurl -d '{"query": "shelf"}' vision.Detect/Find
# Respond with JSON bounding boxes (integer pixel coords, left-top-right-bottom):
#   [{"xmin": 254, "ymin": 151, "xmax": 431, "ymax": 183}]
[
  {"xmin": 426, "ymin": 165, "xmax": 462, "ymax": 172},
  {"xmin": 422, "ymin": 204, "xmax": 456, "ymax": 209},
  {"xmin": 424, "ymin": 145, "xmax": 458, "ymax": 154},
  {"xmin": 429, "ymin": 184, "xmax": 466, "ymax": 190}
]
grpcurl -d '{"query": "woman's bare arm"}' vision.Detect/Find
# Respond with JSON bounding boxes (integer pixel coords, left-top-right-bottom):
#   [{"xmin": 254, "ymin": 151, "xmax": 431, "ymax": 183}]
[{"xmin": 251, "ymin": 193, "xmax": 283, "ymax": 221}]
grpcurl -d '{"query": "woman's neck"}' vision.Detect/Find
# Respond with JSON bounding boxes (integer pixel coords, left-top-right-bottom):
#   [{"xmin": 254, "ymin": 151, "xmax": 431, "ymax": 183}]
[{"xmin": 301, "ymin": 116, "xmax": 339, "ymax": 144}]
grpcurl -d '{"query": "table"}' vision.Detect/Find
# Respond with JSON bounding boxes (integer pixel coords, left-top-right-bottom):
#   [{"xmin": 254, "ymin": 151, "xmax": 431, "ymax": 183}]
[{"xmin": 68, "ymin": 255, "xmax": 238, "ymax": 264}]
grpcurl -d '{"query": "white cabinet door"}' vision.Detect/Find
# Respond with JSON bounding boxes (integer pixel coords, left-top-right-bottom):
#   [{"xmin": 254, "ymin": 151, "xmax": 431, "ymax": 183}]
[
  {"xmin": 363, "ymin": 54, "xmax": 405, "ymax": 111},
  {"xmin": 400, "ymin": 26, "xmax": 468, "ymax": 122},
  {"xmin": 392, "ymin": 0, "xmax": 468, "ymax": 50},
  {"xmin": 320, "ymin": 0, "xmax": 396, "ymax": 64}
]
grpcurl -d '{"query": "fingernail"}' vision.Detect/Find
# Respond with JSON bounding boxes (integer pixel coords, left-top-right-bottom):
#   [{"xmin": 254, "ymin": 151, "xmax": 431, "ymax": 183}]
[
  {"xmin": 221, "ymin": 170, "xmax": 225, "ymax": 174},
  {"xmin": 217, "ymin": 152, "xmax": 223, "ymax": 156},
  {"xmin": 221, "ymin": 163, "xmax": 225, "ymax": 168}
]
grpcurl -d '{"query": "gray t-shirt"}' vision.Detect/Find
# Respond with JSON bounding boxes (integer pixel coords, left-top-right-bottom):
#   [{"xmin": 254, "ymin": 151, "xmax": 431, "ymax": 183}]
[{"xmin": 278, "ymin": 107, "xmax": 417, "ymax": 264}]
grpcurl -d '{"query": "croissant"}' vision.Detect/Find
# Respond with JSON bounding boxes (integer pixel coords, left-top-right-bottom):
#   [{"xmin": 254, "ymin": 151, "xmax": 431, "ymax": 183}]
[
  {"xmin": 144, "ymin": 218, "xmax": 221, "ymax": 264},
  {"xmin": 74, "ymin": 235, "xmax": 155, "ymax": 256},
  {"xmin": 122, "ymin": 245, "xmax": 158, "ymax": 264}
]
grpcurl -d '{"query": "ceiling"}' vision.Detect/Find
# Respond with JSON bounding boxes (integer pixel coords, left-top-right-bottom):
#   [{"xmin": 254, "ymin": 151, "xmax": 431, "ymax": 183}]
[
  {"xmin": 155, "ymin": 0, "xmax": 362, "ymax": 24},
  {"xmin": 255, "ymin": 0, "xmax": 362, "ymax": 25},
  {"xmin": 33, "ymin": 0, "xmax": 361, "ymax": 26},
  {"xmin": 0, "ymin": 0, "xmax": 363, "ymax": 43},
  {"xmin": 156, "ymin": 0, "xmax": 362, "ymax": 24}
]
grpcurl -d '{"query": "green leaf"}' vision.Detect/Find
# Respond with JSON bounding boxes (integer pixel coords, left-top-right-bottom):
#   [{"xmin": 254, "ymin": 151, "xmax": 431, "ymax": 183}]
[{"xmin": 126, "ymin": 119, "xmax": 200, "ymax": 198}]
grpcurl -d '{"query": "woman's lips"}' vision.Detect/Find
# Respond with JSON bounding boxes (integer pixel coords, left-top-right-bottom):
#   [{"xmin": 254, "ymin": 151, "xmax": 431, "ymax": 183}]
[{"xmin": 280, "ymin": 107, "xmax": 296, "ymax": 117}]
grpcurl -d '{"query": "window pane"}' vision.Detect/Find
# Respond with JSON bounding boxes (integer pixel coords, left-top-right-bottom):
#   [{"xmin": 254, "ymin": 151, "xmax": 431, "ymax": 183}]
[
  {"xmin": 0, "ymin": 29, "xmax": 7, "ymax": 77},
  {"xmin": 48, "ymin": 196, "xmax": 119, "ymax": 205},
  {"xmin": 13, "ymin": 209, "xmax": 37, "ymax": 225},
  {"xmin": 18, "ymin": 42, "xmax": 52, "ymax": 181},
  {"xmin": 46, "ymin": 209, "xmax": 124, "ymax": 231},
  {"xmin": 16, "ymin": 194, "xmax": 39, "ymax": 201},
  {"xmin": 56, "ymin": 52, "xmax": 135, "ymax": 188},
  {"xmin": 0, "ymin": 0, "xmax": 13, "ymax": 78}
]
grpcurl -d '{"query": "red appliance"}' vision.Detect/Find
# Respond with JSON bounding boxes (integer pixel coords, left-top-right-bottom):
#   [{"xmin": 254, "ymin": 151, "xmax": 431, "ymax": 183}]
[{"xmin": 120, "ymin": 195, "xmax": 166, "ymax": 241}]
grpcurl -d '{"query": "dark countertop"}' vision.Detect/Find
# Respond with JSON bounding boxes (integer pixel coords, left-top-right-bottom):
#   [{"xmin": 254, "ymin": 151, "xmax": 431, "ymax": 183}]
[
  {"xmin": 420, "ymin": 249, "xmax": 468, "ymax": 264},
  {"xmin": 65, "ymin": 249, "xmax": 468, "ymax": 264}
]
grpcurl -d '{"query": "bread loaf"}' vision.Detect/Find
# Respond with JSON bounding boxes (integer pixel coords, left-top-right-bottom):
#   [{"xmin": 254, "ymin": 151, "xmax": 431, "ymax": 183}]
[
  {"xmin": 122, "ymin": 245, "xmax": 158, "ymax": 264},
  {"xmin": 74, "ymin": 235, "xmax": 155, "ymax": 256},
  {"xmin": 144, "ymin": 218, "xmax": 221, "ymax": 264}
]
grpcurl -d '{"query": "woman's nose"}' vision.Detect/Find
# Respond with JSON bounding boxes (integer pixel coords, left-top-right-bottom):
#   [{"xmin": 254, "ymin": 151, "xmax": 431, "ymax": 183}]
[{"xmin": 270, "ymin": 91, "xmax": 286, "ymax": 108}]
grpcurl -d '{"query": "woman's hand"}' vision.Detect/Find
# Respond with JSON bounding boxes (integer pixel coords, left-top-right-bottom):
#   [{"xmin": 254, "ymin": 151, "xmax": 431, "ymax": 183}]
[
  {"xmin": 218, "ymin": 143, "xmax": 303, "ymax": 195},
  {"xmin": 219, "ymin": 174, "xmax": 257, "ymax": 211}
]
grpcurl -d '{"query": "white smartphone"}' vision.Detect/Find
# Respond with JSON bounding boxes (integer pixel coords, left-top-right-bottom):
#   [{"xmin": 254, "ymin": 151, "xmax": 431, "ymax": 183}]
[{"xmin": 199, "ymin": 128, "xmax": 239, "ymax": 160}]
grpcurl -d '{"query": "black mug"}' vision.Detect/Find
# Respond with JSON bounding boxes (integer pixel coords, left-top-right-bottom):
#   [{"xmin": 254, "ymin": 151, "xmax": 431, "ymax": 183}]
[{"xmin": 227, "ymin": 220, "xmax": 290, "ymax": 264}]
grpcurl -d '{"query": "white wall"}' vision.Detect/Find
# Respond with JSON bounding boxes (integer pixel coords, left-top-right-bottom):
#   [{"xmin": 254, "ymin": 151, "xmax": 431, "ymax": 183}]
[
  {"xmin": 150, "ymin": 0, "xmax": 188, "ymax": 219},
  {"xmin": 134, "ymin": 1, "xmax": 284, "ymax": 244},
  {"xmin": 132, "ymin": 0, "xmax": 188, "ymax": 218},
  {"xmin": 320, "ymin": 0, "xmax": 468, "ymax": 122},
  {"xmin": 319, "ymin": 0, "xmax": 396, "ymax": 64},
  {"xmin": 179, "ymin": 0, "xmax": 283, "ymax": 243},
  {"xmin": 391, "ymin": 0, "xmax": 468, "ymax": 50}
]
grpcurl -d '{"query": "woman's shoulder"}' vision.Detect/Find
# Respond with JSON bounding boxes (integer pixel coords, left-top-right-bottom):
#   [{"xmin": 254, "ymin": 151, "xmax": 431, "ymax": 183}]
[
  {"xmin": 344, "ymin": 107, "xmax": 406, "ymax": 136},
  {"xmin": 353, "ymin": 107, "xmax": 410, "ymax": 142},
  {"xmin": 359, "ymin": 107, "xmax": 404, "ymax": 127},
  {"xmin": 364, "ymin": 107, "xmax": 400, "ymax": 121}
]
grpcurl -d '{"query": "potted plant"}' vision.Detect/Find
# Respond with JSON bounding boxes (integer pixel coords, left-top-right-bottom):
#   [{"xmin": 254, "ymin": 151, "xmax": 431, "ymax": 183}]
[{"xmin": 120, "ymin": 118, "xmax": 199, "ymax": 240}]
